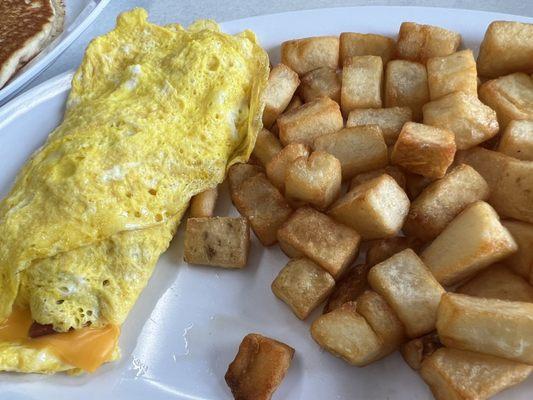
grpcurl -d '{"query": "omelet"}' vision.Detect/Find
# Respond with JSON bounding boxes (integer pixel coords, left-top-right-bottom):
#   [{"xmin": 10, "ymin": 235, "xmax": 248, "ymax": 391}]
[{"xmin": 0, "ymin": 8, "xmax": 268, "ymax": 374}]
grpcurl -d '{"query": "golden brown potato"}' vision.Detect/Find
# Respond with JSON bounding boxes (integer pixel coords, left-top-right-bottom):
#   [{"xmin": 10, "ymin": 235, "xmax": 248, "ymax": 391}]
[
  {"xmin": 340, "ymin": 32, "xmax": 396, "ymax": 65},
  {"xmin": 385, "ymin": 60, "xmax": 429, "ymax": 121},
  {"xmin": 281, "ymin": 36, "xmax": 339, "ymax": 75},
  {"xmin": 396, "ymin": 22, "xmax": 461, "ymax": 63},
  {"xmin": 329, "ymin": 174, "xmax": 410, "ymax": 240},
  {"xmin": 478, "ymin": 72, "xmax": 533, "ymax": 130},
  {"xmin": 477, "ymin": 21, "xmax": 533, "ymax": 78},
  {"xmin": 366, "ymin": 236, "xmax": 422, "ymax": 267},
  {"xmin": 277, "ymin": 207, "xmax": 360, "ymax": 279},
  {"xmin": 368, "ymin": 249, "xmax": 446, "ymax": 338},
  {"xmin": 225, "ymin": 333, "xmax": 294, "ymax": 400},
  {"xmin": 323, "ymin": 264, "xmax": 371, "ymax": 313},
  {"xmin": 252, "ymin": 128, "xmax": 282, "ymax": 167},
  {"xmin": 437, "ymin": 293, "xmax": 533, "ymax": 364},
  {"xmin": 299, "ymin": 67, "xmax": 341, "ymax": 103},
  {"xmin": 285, "ymin": 151, "xmax": 342, "ymax": 210},
  {"xmin": 341, "ymin": 55, "xmax": 383, "ymax": 115},
  {"xmin": 313, "ymin": 125, "xmax": 388, "ymax": 180},
  {"xmin": 502, "ymin": 220, "xmax": 533, "ymax": 280},
  {"xmin": 184, "ymin": 217, "xmax": 249, "ymax": 268},
  {"xmin": 232, "ymin": 174, "xmax": 292, "ymax": 246},
  {"xmin": 423, "ymin": 91, "xmax": 499, "ymax": 150},
  {"xmin": 391, "ymin": 122, "xmax": 456, "ymax": 179},
  {"xmin": 350, "ymin": 166, "xmax": 407, "ymax": 191},
  {"xmin": 457, "ymin": 264, "xmax": 533, "ymax": 303},
  {"xmin": 403, "ymin": 164, "xmax": 489, "ymax": 241},
  {"xmin": 427, "ymin": 49, "xmax": 477, "ymax": 100},
  {"xmin": 190, "ymin": 187, "xmax": 218, "ymax": 218},
  {"xmin": 420, "ymin": 347, "xmax": 532, "ymax": 400},
  {"xmin": 498, "ymin": 120, "xmax": 533, "ymax": 161},
  {"xmin": 277, "ymin": 97, "xmax": 343, "ymax": 146},
  {"xmin": 401, "ymin": 332, "xmax": 442, "ymax": 371},
  {"xmin": 265, "ymin": 143, "xmax": 310, "ymax": 192},
  {"xmin": 262, "ymin": 64, "xmax": 300, "ymax": 128},
  {"xmin": 310, "ymin": 301, "xmax": 384, "ymax": 366},
  {"xmin": 347, "ymin": 107, "xmax": 412, "ymax": 145},
  {"xmin": 228, "ymin": 163, "xmax": 263, "ymax": 193},
  {"xmin": 272, "ymin": 258, "xmax": 335, "ymax": 319}
]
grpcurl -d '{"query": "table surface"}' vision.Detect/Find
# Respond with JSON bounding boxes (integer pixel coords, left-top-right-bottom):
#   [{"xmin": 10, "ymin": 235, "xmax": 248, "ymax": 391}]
[{"xmin": 28, "ymin": 0, "xmax": 533, "ymax": 90}]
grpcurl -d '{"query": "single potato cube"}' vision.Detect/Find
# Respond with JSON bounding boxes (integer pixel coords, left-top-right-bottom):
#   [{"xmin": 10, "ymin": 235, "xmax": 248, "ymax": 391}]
[
  {"xmin": 300, "ymin": 67, "xmax": 341, "ymax": 103},
  {"xmin": 401, "ymin": 332, "xmax": 442, "ymax": 371},
  {"xmin": 184, "ymin": 217, "xmax": 249, "ymax": 268},
  {"xmin": 421, "ymin": 201, "xmax": 517, "ymax": 286},
  {"xmin": 341, "ymin": 55, "xmax": 383, "ymax": 114},
  {"xmin": 385, "ymin": 60, "xmax": 429, "ymax": 121},
  {"xmin": 228, "ymin": 163, "xmax": 263, "ymax": 197},
  {"xmin": 478, "ymin": 72, "xmax": 533, "ymax": 130},
  {"xmin": 498, "ymin": 120, "xmax": 533, "ymax": 161},
  {"xmin": 323, "ymin": 263, "xmax": 371, "ymax": 313},
  {"xmin": 313, "ymin": 126, "xmax": 388, "ymax": 180},
  {"xmin": 423, "ymin": 91, "xmax": 499, "ymax": 150},
  {"xmin": 252, "ymin": 128, "xmax": 282, "ymax": 167},
  {"xmin": 502, "ymin": 220, "xmax": 533, "ymax": 281},
  {"xmin": 421, "ymin": 348, "xmax": 533, "ymax": 400},
  {"xmin": 310, "ymin": 301, "xmax": 384, "ymax": 366},
  {"xmin": 404, "ymin": 172, "xmax": 435, "ymax": 200},
  {"xmin": 366, "ymin": 236, "xmax": 422, "ymax": 267},
  {"xmin": 272, "ymin": 258, "xmax": 335, "ymax": 319},
  {"xmin": 281, "ymin": 36, "xmax": 339, "ymax": 75},
  {"xmin": 277, "ymin": 97, "xmax": 343, "ymax": 146},
  {"xmin": 190, "ymin": 187, "xmax": 218, "ymax": 218},
  {"xmin": 285, "ymin": 151, "xmax": 341, "ymax": 210},
  {"xmin": 265, "ymin": 143, "xmax": 310, "ymax": 192},
  {"xmin": 427, "ymin": 49, "xmax": 477, "ymax": 100},
  {"xmin": 437, "ymin": 293, "xmax": 533, "ymax": 364},
  {"xmin": 225, "ymin": 333, "xmax": 294, "ymax": 400},
  {"xmin": 340, "ymin": 32, "xmax": 396, "ymax": 65},
  {"xmin": 396, "ymin": 22, "xmax": 461, "ymax": 63},
  {"xmin": 391, "ymin": 122, "xmax": 456, "ymax": 179},
  {"xmin": 262, "ymin": 64, "xmax": 300, "ymax": 128},
  {"xmin": 232, "ymin": 174, "xmax": 292, "ymax": 246},
  {"xmin": 329, "ymin": 174, "xmax": 410, "ymax": 240},
  {"xmin": 403, "ymin": 164, "xmax": 489, "ymax": 241},
  {"xmin": 277, "ymin": 207, "xmax": 360, "ymax": 279},
  {"xmin": 350, "ymin": 166, "xmax": 406, "ymax": 191},
  {"xmin": 477, "ymin": 21, "xmax": 533, "ymax": 78},
  {"xmin": 457, "ymin": 264, "xmax": 533, "ymax": 303},
  {"xmin": 347, "ymin": 107, "xmax": 412, "ymax": 145}
]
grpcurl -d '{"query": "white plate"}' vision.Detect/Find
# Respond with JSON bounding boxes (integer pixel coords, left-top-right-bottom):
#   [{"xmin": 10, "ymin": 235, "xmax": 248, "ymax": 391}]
[
  {"xmin": 0, "ymin": 0, "xmax": 110, "ymax": 106},
  {"xmin": 1, "ymin": 6, "xmax": 533, "ymax": 400}
]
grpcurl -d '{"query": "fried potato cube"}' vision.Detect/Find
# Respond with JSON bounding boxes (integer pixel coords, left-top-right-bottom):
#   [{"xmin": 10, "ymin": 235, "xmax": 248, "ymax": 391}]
[
  {"xmin": 272, "ymin": 258, "xmax": 335, "ymax": 319},
  {"xmin": 369, "ymin": 249, "xmax": 445, "ymax": 338},
  {"xmin": 366, "ymin": 236, "xmax": 422, "ymax": 267},
  {"xmin": 228, "ymin": 163, "xmax": 263, "ymax": 198},
  {"xmin": 313, "ymin": 126, "xmax": 388, "ymax": 180},
  {"xmin": 401, "ymin": 332, "xmax": 442, "ymax": 371},
  {"xmin": 502, "ymin": 220, "xmax": 533, "ymax": 280},
  {"xmin": 285, "ymin": 151, "xmax": 341, "ymax": 210},
  {"xmin": 277, "ymin": 207, "xmax": 360, "ymax": 279},
  {"xmin": 396, "ymin": 22, "xmax": 461, "ymax": 63},
  {"xmin": 277, "ymin": 97, "xmax": 343, "ymax": 146},
  {"xmin": 225, "ymin": 333, "xmax": 294, "ymax": 400},
  {"xmin": 420, "ymin": 347, "xmax": 533, "ymax": 400},
  {"xmin": 391, "ymin": 122, "xmax": 456, "ymax": 179},
  {"xmin": 323, "ymin": 264, "xmax": 371, "ymax": 313},
  {"xmin": 404, "ymin": 172, "xmax": 435, "ymax": 200},
  {"xmin": 437, "ymin": 293, "xmax": 533, "ymax": 364},
  {"xmin": 262, "ymin": 64, "xmax": 300, "ymax": 128},
  {"xmin": 423, "ymin": 91, "xmax": 499, "ymax": 150},
  {"xmin": 300, "ymin": 67, "xmax": 341, "ymax": 103},
  {"xmin": 478, "ymin": 72, "xmax": 533, "ymax": 130},
  {"xmin": 184, "ymin": 217, "xmax": 249, "ymax": 268},
  {"xmin": 341, "ymin": 55, "xmax": 383, "ymax": 114},
  {"xmin": 310, "ymin": 302, "xmax": 384, "ymax": 366},
  {"xmin": 281, "ymin": 36, "xmax": 339, "ymax": 75},
  {"xmin": 457, "ymin": 264, "xmax": 533, "ymax": 303},
  {"xmin": 265, "ymin": 143, "xmax": 310, "ymax": 192},
  {"xmin": 339, "ymin": 32, "xmax": 396, "ymax": 65},
  {"xmin": 498, "ymin": 120, "xmax": 533, "ymax": 161},
  {"xmin": 233, "ymin": 174, "xmax": 292, "ymax": 246},
  {"xmin": 421, "ymin": 201, "xmax": 517, "ymax": 286},
  {"xmin": 350, "ymin": 166, "xmax": 407, "ymax": 191},
  {"xmin": 347, "ymin": 107, "xmax": 412, "ymax": 145},
  {"xmin": 385, "ymin": 60, "xmax": 429, "ymax": 121},
  {"xmin": 427, "ymin": 49, "xmax": 477, "ymax": 100},
  {"xmin": 477, "ymin": 21, "xmax": 533, "ymax": 78},
  {"xmin": 403, "ymin": 164, "xmax": 489, "ymax": 241},
  {"xmin": 329, "ymin": 174, "xmax": 409, "ymax": 240},
  {"xmin": 252, "ymin": 128, "xmax": 282, "ymax": 167},
  {"xmin": 190, "ymin": 187, "xmax": 218, "ymax": 218}
]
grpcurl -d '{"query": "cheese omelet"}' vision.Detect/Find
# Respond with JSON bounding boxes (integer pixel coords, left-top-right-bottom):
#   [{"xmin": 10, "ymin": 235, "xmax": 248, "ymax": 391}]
[{"xmin": 0, "ymin": 8, "xmax": 268, "ymax": 373}]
